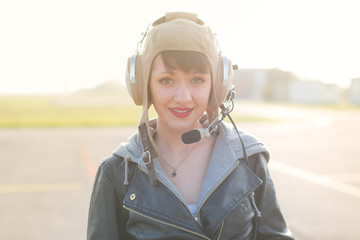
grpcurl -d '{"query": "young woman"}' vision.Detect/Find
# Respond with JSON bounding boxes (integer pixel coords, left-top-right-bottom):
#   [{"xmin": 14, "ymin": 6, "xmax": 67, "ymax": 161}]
[{"xmin": 87, "ymin": 12, "xmax": 294, "ymax": 240}]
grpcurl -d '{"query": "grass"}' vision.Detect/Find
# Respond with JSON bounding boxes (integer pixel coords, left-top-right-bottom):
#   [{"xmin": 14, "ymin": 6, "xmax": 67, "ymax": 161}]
[
  {"xmin": 0, "ymin": 95, "xmax": 272, "ymax": 128},
  {"xmin": 0, "ymin": 95, "xmax": 143, "ymax": 127}
]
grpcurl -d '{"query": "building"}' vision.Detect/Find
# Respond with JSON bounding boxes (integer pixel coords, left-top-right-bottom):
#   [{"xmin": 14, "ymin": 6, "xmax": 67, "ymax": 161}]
[
  {"xmin": 289, "ymin": 80, "xmax": 341, "ymax": 104},
  {"xmin": 347, "ymin": 78, "xmax": 360, "ymax": 104},
  {"xmin": 232, "ymin": 68, "xmax": 342, "ymax": 104}
]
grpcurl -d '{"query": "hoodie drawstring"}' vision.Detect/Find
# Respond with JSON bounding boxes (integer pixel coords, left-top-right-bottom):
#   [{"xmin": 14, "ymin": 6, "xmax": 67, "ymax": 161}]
[{"xmin": 124, "ymin": 156, "xmax": 131, "ymax": 185}]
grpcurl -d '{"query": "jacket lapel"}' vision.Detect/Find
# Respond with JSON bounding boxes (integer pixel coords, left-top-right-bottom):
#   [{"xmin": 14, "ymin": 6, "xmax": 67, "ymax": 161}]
[
  {"xmin": 123, "ymin": 167, "xmax": 207, "ymax": 237},
  {"xmin": 200, "ymin": 160, "xmax": 262, "ymax": 238}
]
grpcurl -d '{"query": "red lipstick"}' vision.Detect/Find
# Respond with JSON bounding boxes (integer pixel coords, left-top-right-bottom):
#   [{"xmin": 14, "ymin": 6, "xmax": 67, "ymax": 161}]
[{"xmin": 169, "ymin": 107, "xmax": 193, "ymax": 118}]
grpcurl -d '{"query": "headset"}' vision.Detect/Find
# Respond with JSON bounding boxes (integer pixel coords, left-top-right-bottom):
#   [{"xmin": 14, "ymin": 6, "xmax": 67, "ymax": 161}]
[{"xmin": 124, "ymin": 12, "xmax": 235, "ymax": 114}]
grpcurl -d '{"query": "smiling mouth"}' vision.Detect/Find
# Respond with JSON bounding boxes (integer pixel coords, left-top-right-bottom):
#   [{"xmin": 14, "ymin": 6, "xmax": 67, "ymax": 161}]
[{"xmin": 169, "ymin": 108, "xmax": 193, "ymax": 118}]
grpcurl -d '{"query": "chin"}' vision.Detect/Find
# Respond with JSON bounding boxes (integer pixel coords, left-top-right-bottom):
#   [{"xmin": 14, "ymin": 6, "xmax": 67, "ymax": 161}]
[
  {"xmin": 159, "ymin": 111, "xmax": 204, "ymax": 132},
  {"xmin": 172, "ymin": 119, "xmax": 202, "ymax": 133}
]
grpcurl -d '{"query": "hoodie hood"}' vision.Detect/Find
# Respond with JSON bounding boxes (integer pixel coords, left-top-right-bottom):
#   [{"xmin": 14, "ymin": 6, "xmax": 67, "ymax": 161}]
[
  {"xmin": 112, "ymin": 120, "xmax": 269, "ymax": 168},
  {"xmin": 113, "ymin": 130, "xmax": 147, "ymax": 169}
]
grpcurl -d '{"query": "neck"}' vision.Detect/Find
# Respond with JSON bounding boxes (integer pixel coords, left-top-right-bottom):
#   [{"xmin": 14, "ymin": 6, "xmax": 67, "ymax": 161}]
[
  {"xmin": 154, "ymin": 119, "xmax": 201, "ymax": 155},
  {"xmin": 155, "ymin": 126, "xmax": 186, "ymax": 154}
]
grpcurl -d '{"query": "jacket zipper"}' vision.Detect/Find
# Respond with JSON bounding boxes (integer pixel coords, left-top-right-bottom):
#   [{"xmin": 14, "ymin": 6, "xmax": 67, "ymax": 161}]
[
  {"xmin": 216, "ymin": 221, "xmax": 225, "ymax": 240},
  {"xmin": 123, "ymin": 205, "xmax": 210, "ymax": 240}
]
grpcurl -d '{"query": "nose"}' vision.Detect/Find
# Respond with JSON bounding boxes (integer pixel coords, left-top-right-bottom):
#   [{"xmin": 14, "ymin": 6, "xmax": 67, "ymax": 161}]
[{"xmin": 174, "ymin": 82, "xmax": 192, "ymax": 104}]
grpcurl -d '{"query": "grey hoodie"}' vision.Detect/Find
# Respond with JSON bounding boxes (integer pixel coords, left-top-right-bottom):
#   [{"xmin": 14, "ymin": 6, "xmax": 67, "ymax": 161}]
[{"xmin": 112, "ymin": 120, "xmax": 269, "ymax": 212}]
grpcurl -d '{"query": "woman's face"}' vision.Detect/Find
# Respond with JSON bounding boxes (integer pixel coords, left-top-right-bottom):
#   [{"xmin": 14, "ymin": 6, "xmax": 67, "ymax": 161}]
[{"xmin": 149, "ymin": 54, "xmax": 212, "ymax": 134}]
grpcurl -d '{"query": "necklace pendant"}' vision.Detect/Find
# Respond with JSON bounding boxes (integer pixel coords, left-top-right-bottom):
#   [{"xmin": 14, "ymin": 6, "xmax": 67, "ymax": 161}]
[{"xmin": 171, "ymin": 171, "xmax": 177, "ymax": 177}]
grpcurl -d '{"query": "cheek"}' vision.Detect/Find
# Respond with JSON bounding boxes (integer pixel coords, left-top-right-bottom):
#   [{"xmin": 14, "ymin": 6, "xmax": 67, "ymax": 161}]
[
  {"xmin": 149, "ymin": 84, "xmax": 170, "ymax": 111},
  {"xmin": 149, "ymin": 81, "xmax": 159, "ymax": 101},
  {"xmin": 193, "ymin": 86, "xmax": 211, "ymax": 108},
  {"xmin": 202, "ymin": 83, "xmax": 212, "ymax": 104}
]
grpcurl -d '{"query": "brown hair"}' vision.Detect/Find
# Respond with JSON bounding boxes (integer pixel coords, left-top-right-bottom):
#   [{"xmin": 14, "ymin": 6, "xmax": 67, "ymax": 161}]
[{"xmin": 159, "ymin": 50, "xmax": 211, "ymax": 74}]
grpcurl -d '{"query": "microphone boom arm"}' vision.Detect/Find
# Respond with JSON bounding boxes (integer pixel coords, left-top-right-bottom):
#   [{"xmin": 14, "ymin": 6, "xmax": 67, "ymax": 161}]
[
  {"xmin": 181, "ymin": 88, "xmax": 236, "ymax": 144},
  {"xmin": 208, "ymin": 88, "xmax": 235, "ymax": 134}
]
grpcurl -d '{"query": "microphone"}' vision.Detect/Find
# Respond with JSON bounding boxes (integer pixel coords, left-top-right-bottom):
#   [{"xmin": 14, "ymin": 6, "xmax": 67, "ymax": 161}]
[
  {"xmin": 181, "ymin": 88, "xmax": 236, "ymax": 144},
  {"xmin": 181, "ymin": 108, "xmax": 225, "ymax": 144},
  {"xmin": 181, "ymin": 128, "xmax": 210, "ymax": 144}
]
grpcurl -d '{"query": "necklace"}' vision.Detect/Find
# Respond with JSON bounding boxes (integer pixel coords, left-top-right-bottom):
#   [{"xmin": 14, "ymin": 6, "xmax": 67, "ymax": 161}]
[{"xmin": 159, "ymin": 143, "xmax": 197, "ymax": 177}]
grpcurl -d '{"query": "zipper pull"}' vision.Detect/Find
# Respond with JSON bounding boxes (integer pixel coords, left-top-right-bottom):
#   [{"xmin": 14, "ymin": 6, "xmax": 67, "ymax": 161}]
[{"xmin": 249, "ymin": 192, "xmax": 261, "ymax": 217}]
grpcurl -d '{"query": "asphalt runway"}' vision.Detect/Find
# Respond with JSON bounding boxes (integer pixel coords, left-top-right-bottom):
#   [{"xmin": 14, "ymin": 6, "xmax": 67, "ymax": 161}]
[{"xmin": 1, "ymin": 104, "xmax": 359, "ymax": 240}]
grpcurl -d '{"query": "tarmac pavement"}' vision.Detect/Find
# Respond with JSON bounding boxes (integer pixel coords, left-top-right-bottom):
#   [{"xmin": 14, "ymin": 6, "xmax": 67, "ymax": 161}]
[{"xmin": 1, "ymin": 103, "xmax": 359, "ymax": 239}]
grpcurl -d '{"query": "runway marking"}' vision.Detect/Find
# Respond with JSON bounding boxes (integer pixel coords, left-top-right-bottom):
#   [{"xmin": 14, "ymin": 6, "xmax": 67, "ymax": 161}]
[
  {"xmin": 77, "ymin": 146, "xmax": 97, "ymax": 180},
  {"xmin": 0, "ymin": 182, "xmax": 83, "ymax": 194},
  {"xmin": 269, "ymin": 161, "xmax": 360, "ymax": 199},
  {"xmin": 323, "ymin": 173, "xmax": 360, "ymax": 183}
]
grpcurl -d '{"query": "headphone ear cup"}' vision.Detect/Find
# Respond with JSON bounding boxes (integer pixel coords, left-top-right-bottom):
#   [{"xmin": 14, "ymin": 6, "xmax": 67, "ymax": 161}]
[
  {"xmin": 125, "ymin": 54, "xmax": 143, "ymax": 105},
  {"xmin": 214, "ymin": 55, "xmax": 233, "ymax": 105}
]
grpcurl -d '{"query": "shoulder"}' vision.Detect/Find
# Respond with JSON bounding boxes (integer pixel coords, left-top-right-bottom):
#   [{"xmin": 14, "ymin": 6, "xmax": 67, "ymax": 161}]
[
  {"xmin": 100, "ymin": 154, "xmax": 125, "ymax": 176},
  {"xmin": 100, "ymin": 154, "xmax": 137, "ymax": 178},
  {"xmin": 94, "ymin": 154, "xmax": 138, "ymax": 198},
  {"xmin": 219, "ymin": 122, "xmax": 270, "ymax": 162}
]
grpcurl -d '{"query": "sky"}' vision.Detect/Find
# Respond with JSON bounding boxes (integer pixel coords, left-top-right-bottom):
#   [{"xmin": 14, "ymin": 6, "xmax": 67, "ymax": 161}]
[{"xmin": 1, "ymin": 0, "xmax": 359, "ymax": 94}]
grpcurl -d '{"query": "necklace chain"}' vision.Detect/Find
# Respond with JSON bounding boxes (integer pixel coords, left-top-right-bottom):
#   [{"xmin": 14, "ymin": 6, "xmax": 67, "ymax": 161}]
[{"xmin": 159, "ymin": 143, "xmax": 197, "ymax": 177}]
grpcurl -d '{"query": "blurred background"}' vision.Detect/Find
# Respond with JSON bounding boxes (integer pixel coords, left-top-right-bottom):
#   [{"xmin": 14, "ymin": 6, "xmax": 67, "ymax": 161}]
[{"xmin": 1, "ymin": 0, "xmax": 359, "ymax": 239}]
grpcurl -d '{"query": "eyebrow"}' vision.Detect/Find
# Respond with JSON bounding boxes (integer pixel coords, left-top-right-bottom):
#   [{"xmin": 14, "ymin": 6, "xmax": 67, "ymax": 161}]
[
  {"xmin": 155, "ymin": 68, "xmax": 209, "ymax": 76},
  {"xmin": 158, "ymin": 68, "xmax": 175, "ymax": 75}
]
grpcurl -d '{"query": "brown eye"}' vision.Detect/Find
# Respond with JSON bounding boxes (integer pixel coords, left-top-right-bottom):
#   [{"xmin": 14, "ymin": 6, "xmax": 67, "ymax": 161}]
[
  {"xmin": 191, "ymin": 77, "xmax": 205, "ymax": 84},
  {"xmin": 159, "ymin": 78, "xmax": 173, "ymax": 85}
]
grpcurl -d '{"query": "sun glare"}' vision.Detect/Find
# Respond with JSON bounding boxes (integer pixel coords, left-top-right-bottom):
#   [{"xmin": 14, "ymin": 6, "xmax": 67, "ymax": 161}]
[{"xmin": 0, "ymin": 0, "xmax": 359, "ymax": 93}]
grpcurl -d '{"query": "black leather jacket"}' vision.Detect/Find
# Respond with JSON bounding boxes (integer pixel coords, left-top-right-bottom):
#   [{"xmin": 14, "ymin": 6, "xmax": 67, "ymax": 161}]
[{"xmin": 87, "ymin": 123, "xmax": 294, "ymax": 239}]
